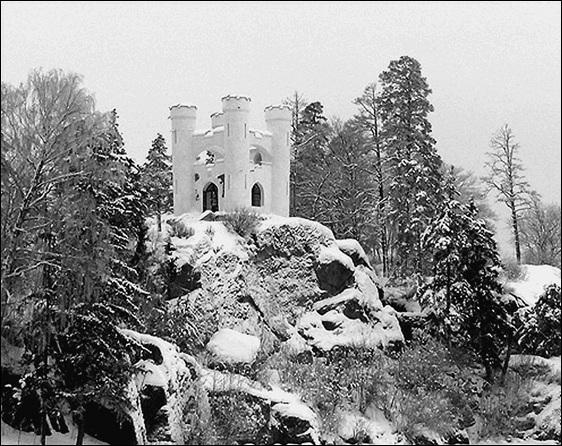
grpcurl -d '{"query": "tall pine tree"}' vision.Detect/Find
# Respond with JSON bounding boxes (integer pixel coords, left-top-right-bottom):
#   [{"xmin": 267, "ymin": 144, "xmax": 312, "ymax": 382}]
[
  {"xmin": 142, "ymin": 133, "xmax": 172, "ymax": 232},
  {"xmin": 378, "ymin": 56, "xmax": 444, "ymax": 275}
]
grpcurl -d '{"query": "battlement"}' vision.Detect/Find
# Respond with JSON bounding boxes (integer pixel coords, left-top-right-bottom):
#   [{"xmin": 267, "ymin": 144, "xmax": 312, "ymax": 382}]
[
  {"xmin": 169, "ymin": 103, "xmax": 197, "ymax": 119},
  {"xmin": 221, "ymin": 94, "xmax": 252, "ymax": 112},
  {"xmin": 210, "ymin": 111, "xmax": 224, "ymax": 128},
  {"xmin": 264, "ymin": 104, "xmax": 291, "ymax": 121}
]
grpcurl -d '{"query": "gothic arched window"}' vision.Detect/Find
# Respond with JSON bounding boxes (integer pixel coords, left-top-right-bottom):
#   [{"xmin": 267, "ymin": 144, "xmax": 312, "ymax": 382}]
[{"xmin": 251, "ymin": 183, "xmax": 263, "ymax": 207}]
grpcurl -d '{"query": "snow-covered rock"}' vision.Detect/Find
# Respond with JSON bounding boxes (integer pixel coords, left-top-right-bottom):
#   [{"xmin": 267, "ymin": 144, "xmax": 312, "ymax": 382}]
[
  {"xmin": 119, "ymin": 329, "xmax": 199, "ymax": 444},
  {"xmin": 504, "ymin": 265, "xmax": 561, "ymax": 307},
  {"xmin": 507, "ymin": 355, "xmax": 562, "ymax": 443},
  {"xmin": 271, "ymin": 400, "xmax": 321, "ymax": 444},
  {"xmin": 206, "ymin": 328, "xmax": 261, "ymax": 364},
  {"xmin": 337, "ymin": 408, "xmax": 401, "ymax": 445},
  {"xmin": 336, "ymin": 238, "xmax": 372, "ymax": 268},
  {"xmin": 315, "ymin": 244, "xmax": 355, "ymax": 291},
  {"xmin": 297, "ymin": 304, "xmax": 403, "ymax": 352}
]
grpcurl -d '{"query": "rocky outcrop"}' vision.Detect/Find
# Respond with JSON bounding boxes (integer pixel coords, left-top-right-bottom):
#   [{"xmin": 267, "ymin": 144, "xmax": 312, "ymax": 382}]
[{"xmin": 161, "ymin": 214, "xmax": 404, "ymax": 357}]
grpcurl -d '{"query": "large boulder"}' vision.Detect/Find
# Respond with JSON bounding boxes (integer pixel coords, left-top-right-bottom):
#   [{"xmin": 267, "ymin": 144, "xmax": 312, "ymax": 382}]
[{"xmin": 206, "ymin": 328, "xmax": 261, "ymax": 364}]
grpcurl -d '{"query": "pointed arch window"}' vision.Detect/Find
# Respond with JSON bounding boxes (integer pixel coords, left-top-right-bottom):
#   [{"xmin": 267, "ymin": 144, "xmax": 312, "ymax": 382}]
[{"xmin": 251, "ymin": 183, "xmax": 263, "ymax": 207}]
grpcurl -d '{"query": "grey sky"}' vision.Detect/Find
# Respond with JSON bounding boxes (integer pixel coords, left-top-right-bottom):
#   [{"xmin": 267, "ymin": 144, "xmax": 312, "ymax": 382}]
[{"xmin": 2, "ymin": 1, "xmax": 560, "ymax": 254}]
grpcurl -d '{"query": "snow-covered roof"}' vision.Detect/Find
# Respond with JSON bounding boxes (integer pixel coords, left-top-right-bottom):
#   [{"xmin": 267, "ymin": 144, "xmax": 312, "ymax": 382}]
[
  {"xmin": 193, "ymin": 126, "xmax": 224, "ymax": 137},
  {"xmin": 249, "ymin": 128, "xmax": 272, "ymax": 138}
]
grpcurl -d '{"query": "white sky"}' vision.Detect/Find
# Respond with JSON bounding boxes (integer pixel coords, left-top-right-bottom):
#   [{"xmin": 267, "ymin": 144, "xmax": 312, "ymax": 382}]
[{"xmin": 2, "ymin": 1, "xmax": 561, "ymax": 255}]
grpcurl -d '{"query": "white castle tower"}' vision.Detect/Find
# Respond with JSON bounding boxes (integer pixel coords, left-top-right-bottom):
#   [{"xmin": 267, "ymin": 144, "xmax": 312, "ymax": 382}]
[{"xmin": 169, "ymin": 95, "xmax": 291, "ymax": 216}]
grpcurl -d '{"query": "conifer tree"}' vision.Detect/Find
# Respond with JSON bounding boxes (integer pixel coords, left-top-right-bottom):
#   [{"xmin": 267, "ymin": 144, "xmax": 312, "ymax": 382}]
[
  {"xmin": 142, "ymin": 133, "xmax": 172, "ymax": 232},
  {"xmin": 423, "ymin": 197, "xmax": 507, "ymax": 381},
  {"xmin": 291, "ymin": 101, "xmax": 331, "ymax": 219},
  {"xmin": 378, "ymin": 56, "xmax": 444, "ymax": 275}
]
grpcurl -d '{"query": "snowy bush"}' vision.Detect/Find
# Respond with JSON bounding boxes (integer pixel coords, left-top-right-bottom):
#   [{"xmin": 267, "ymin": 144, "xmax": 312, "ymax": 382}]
[
  {"xmin": 267, "ymin": 347, "xmax": 391, "ymax": 436},
  {"xmin": 502, "ymin": 257, "xmax": 523, "ymax": 280},
  {"xmin": 389, "ymin": 335, "xmax": 476, "ymax": 441},
  {"xmin": 518, "ymin": 284, "xmax": 561, "ymax": 357},
  {"xmin": 477, "ymin": 368, "xmax": 532, "ymax": 439},
  {"xmin": 220, "ymin": 208, "xmax": 263, "ymax": 239},
  {"xmin": 167, "ymin": 219, "xmax": 195, "ymax": 238}
]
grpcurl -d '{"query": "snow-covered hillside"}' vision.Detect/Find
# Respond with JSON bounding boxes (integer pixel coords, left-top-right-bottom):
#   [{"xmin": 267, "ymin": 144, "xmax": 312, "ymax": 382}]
[{"xmin": 504, "ymin": 265, "xmax": 561, "ymax": 306}]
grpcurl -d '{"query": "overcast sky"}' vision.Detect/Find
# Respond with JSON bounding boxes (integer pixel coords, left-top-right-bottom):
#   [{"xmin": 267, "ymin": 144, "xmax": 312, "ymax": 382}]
[{"xmin": 2, "ymin": 1, "xmax": 560, "ymax": 254}]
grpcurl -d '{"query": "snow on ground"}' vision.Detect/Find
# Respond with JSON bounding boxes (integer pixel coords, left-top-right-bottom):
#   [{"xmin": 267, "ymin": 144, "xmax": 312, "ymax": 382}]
[
  {"xmin": 169, "ymin": 214, "xmax": 249, "ymax": 263},
  {"xmin": 474, "ymin": 438, "xmax": 558, "ymax": 445},
  {"xmin": 206, "ymin": 328, "xmax": 261, "ymax": 364},
  {"xmin": 504, "ymin": 265, "xmax": 561, "ymax": 306},
  {"xmin": 1, "ymin": 421, "xmax": 107, "ymax": 445}
]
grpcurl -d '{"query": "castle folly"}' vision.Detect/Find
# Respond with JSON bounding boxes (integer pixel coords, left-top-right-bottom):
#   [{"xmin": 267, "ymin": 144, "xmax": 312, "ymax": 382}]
[{"xmin": 169, "ymin": 95, "xmax": 291, "ymax": 216}]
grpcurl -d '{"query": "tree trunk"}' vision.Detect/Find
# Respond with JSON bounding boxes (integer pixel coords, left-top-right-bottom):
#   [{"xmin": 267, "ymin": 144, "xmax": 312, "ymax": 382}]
[
  {"xmin": 510, "ymin": 203, "xmax": 522, "ymax": 263},
  {"xmin": 157, "ymin": 212, "xmax": 162, "ymax": 233},
  {"xmin": 445, "ymin": 261, "xmax": 452, "ymax": 349},
  {"xmin": 75, "ymin": 411, "xmax": 85, "ymax": 446},
  {"xmin": 501, "ymin": 331, "xmax": 512, "ymax": 384}
]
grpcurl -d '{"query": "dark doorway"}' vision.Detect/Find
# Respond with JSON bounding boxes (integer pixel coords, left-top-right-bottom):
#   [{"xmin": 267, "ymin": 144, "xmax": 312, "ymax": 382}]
[
  {"xmin": 203, "ymin": 182, "xmax": 219, "ymax": 212},
  {"xmin": 251, "ymin": 183, "xmax": 263, "ymax": 207}
]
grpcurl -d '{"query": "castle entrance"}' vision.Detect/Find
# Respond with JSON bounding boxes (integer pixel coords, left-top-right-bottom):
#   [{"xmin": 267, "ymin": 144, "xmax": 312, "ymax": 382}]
[{"xmin": 203, "ymin": 182, "xmax": 219, "ymax": 212}]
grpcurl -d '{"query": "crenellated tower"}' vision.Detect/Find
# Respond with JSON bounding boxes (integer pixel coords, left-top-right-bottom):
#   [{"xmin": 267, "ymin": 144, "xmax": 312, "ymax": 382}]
[
  {"xmin": 169, "ymin": 104, "xmax": 197, "ymax": 215},
  {"xmin": 265, "ymin": 105, "xmax": 291, "ymax": 216},
  {"xmin": 169, "ymin": 96, "xmax": 290, "ymax": 216},
  {"xmin": 222, "ymin": 95, "xmax": 251, "ymax": 211}
]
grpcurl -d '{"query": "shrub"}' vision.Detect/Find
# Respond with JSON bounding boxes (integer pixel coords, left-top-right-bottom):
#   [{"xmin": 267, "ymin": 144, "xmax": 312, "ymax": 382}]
[
  {"xmin": 502, "ymin": 257, "xmax": 523, "ymax": 280},
  {"xmin": 207, "ymin": 392, "xmax": 271, "ymax": 445},
  {"xmin": 518, "ymin": 284, "xmax": 561, "ymax": 357},
  {"xmin": 267, "ymin": 347, "xmax": 393, "ymax": 436},
  {"xmin": 221, "ymin": 208, "xmax": 263, "ymax": 239},
  {"xmin": 146, "ymin": 292, "xmax": 216, "ymax": 356},
  {"xmin": 167, "ymin": 219, "xmax": 195, "ymax": 238},
  {"xmin": 477, "ymin": 368, "xmax": 532, "ymax": 438},
  {"xmin": 389, "ymin": 336, "xmax": 476, "ymax": 441}
]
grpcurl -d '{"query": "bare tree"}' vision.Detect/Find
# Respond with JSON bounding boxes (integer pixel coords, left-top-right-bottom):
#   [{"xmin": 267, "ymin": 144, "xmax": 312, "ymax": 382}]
[
  {"xmin": 443, "ymin": 163, "xmax": 496, "ymax": 229},
  {"xmin": 353, "ymin": 83, "xmax": 389, "ymax": 275},
  {"xmin": 283, "ymin": 91, "xmax": 308, "ymax": 146},
  {"xmin": 483, "ymin": 124, "xmax": 535, "ymax": 263},
  {"xmin": 284, "ymin": 91, "xmax": 308, "ymax": 216},
  {"xmin": 520, "ymin": 197, "xmax": 561, "ymax": 267}
]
